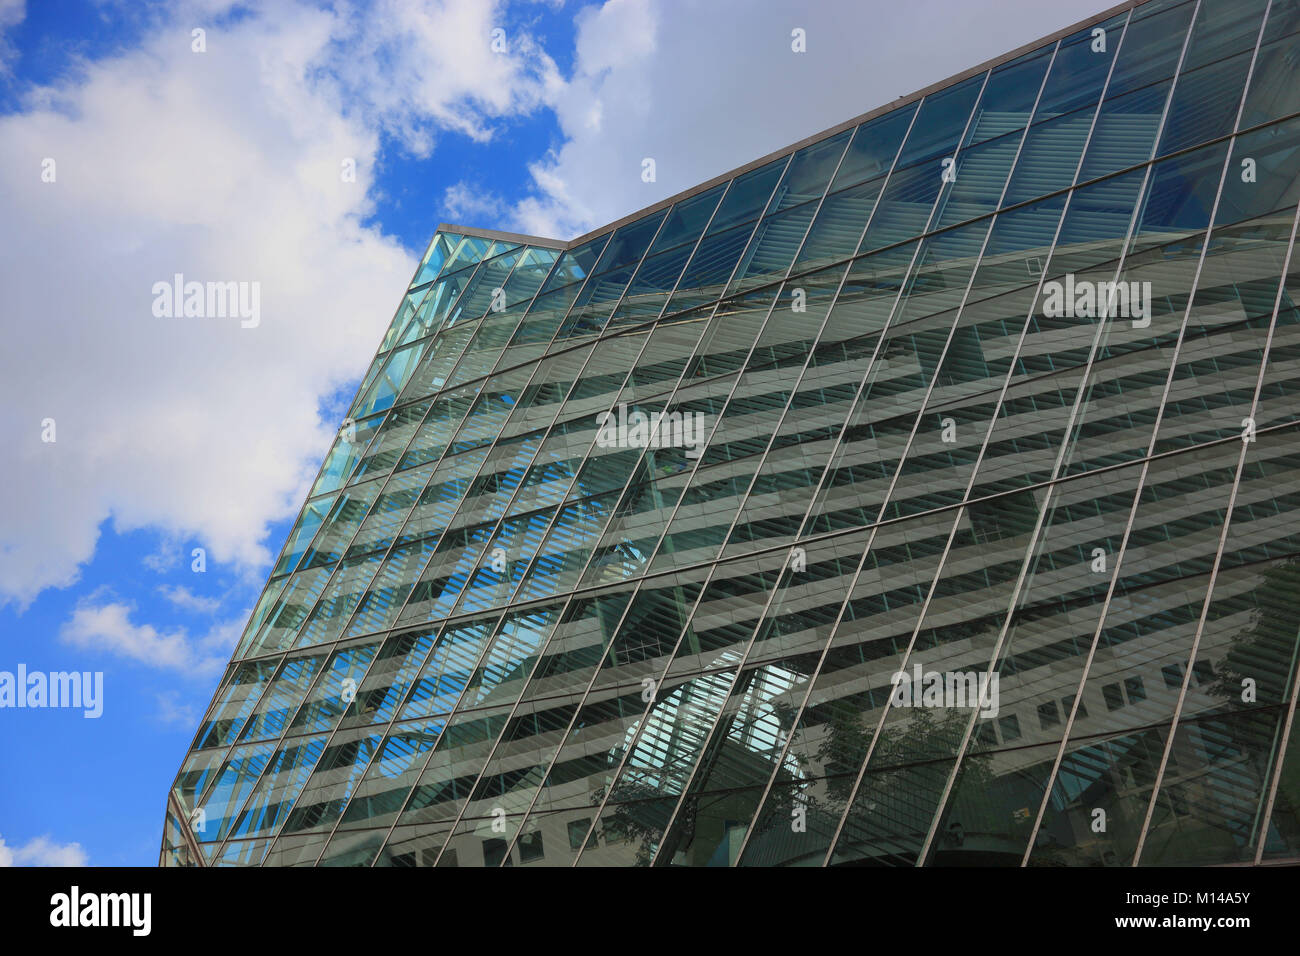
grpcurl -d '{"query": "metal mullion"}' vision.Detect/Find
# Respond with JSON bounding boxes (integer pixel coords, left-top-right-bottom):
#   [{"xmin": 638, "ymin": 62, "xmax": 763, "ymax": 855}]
[
  {"xmin": 242, "ymin": 243, "xmax": 572, "ymax": 866},
  {"xmin": 306, "ymin": 390, "xmax": 580, "ymax": 867},
  {"xmin": 478, "ymin": 215, "xmax": 753, "ymax": 622},
  {"xmin": 375, "ymin": 230, "xmax": 462, "ymax": 350},
  {"xmin": 1020, "ymin": 439, "xmax": 1279, "ymax": 864},
  {"xmin": 560, "ymin": 559, "xmax": 759, "ymax": 868},
  {"xmin": 193, "ymin": 407, "xmax": 396, "ymax": 806},
  {"xmin": 610, "ymin": 131, "xmax": 881, "ymax": 863},
  {"xmin": 639, "ymin": 110, "xmax": 942, "ymax": 630},
  {"xmin": 480, "ymin": 219, "xmax": 625, "ymax": 386},
  {"xmin": 778, "ymin": 28, "xmax": 1290, "ymax": 548},
  {"xmin": 514, "ymin": 98, "xmax": 915, "ymax": 598},
  {"xmin": 453, "ymin": 231, "xmax": 641, "ymax": 414},
  {"xmin": 1034, "ymin": 0, "xmax": 1272, "ymax": 865},
  {"xmin": 393, "ymin": 346, "xmax": 601, "ymax": 628},
  {"xmin": 1016, "ymin": 0, "xmax": 1255, "ymax": 864},
  {"xmin": 485, "ymin": 205, "xmax": 811, "ymax": 869},
  {"xmin": 184, "ymin": 639, "xmax": 350, "ymax": 863},
  {"xmin": 381, "ymin": 241, "xmax": 570, "ymax": 429},
  {"xmin": 293, "ymin": 607, "xmax": 508, "ymax": 866},
  {"xmin": 375, "ymin": 99, "xmax": 1300, "ymax": 425},
  {"xmin": 591, "ymin": 140, "xmax": 857, "ymax": 622},
  {"xmin": 375, "ymin": 283, "xmax": 606, "ymax": 575},
  {"xmin": 410, "ymin": 420, "xmax": 1291, "ymax": 671},
  {"xmin": 458, "ymin": 260, "xmax": 562, "ymax": 389},
  {"xmin": 786, "ymin": 100, "xmax": 1005, "ymax": 544},
  {"xmin": 442, "ymin": 207, "xmax": 682, "ymax": 619},
  {"xmin": 641, "ymin": 551, "xmax": 819, "ymax": 867},
  {"xmin": 173, "ymin": 639, "xmax": 297, "ymax": 833},
  {"xmin": 711, "ymin": 95, "xmax": 927, "ymax": 541},
  {"xmin": 358, "ymin": 175, "xmax": 748, "ymax": 870},
  {"xmin": 267, "ymin": 338, "xmax": 532, "ymax": 678},
  {"xmin": 816, "ymin": 46, "xmax": 1096, "ymax": 865},
  {"xmin": 337, "ymin": 233, "xmax": 473, "ymax": 430},
  {"xmin": 235, "ymin": 388, "xmax": 407, "ymax": 659},
  {"xmin": 728, "ymin": 538, "xmax": 885, "ymax": 865},
  {"xmin": 367, "ymin": 181, "xmax": 749, "ymax": 867},
  {"xmin": 566, "ymin": 132, "xmax": 862, "ymax": 867},
  {"xmin": 1131, "ymin": 61, "xmax": 1296, "ymax": 860},
  {"xmin": 815, "ymin": 19, "xmax": 1150, "ymax": 862},
  {"xmin": 914, "ymin": 10, "xmax": 1220, "ymax": 863},
  {"xmin": 401, "ymin": 251, "xmax": 494, "ymax": 349},
  {"xmin": 608, "ymin": 196, "xmax": 993, "ymax": 874},
  {"xmin": 382, "ymin": 278, "xmax": 712, "ymax": 421},
  {"xmin": 731, "ymin": 81, "xmax": 1044, "ymax": 865},
  {"xmin": 359, "ymin": 219, "xmax": 685, "ymax": 863},
  {"xmin": 256, "ymin": 254, "xmax": 540, "ymax": 667},
  {"xmin": 488, "ymin": 161, "xmax": 807, "ymax": 866},
  {"xmin": 920, "ymin": 1, "xmax": 1213, "ymax": 865},
  {"xmin": 426, "ymin": 247, "xmax": 534, "ymax": 390},
  {"xmin": 516, "ymin": 191, "xmax": 1255, "ymax": 621},
  {"xmin": 1255, "ymin": 627, "xmax": 1300, "ymax": 863},
  {"xmin": 644, "ymin": 116, "xmax": 921, "ymax": 589},
  {"xmin": 210, "ymin": 612, "xmax": 395, "ymax": 863},
  {"xmin": 241, "ymin": 380, "xmax": 537, "ymax": 864},
  {"xmin": 387, "ymin": 225, "xmax": 659, "ymax": 624},
  {"xmin": 350, "ymin": 601, "xmax": 569, "ymax": 868},
  {"xmin": 1253, "ymin": 330, "xmax": 1300, "ymax": 874},
  {"xmin": 353, "ymin": 252, "xmax": 496, "ymax": 419},
  {"xmin": 465, "ymin": 559, "xmax": 712, "ymax": 867},
  {"xmin": 164, "ymin": 791, "xmax": 208, "ymax": 867},
  {"xmin": 1130, "ymin": 455, "xmax": 1250, "ymax": 863},
  {"xmin": 299, "ymin": 255, "xmax": 629, "ymax": 866},
  {"xmin": 487, "ymin": 167, "xmax": 786, "ymax": 641},
  {"xmin": 244, "ymin": 640, "xmax": 398, "ymax": 865},
  {"xmin": 356, "ymin": 610, "xmax": 588, "ymax": 868},
  {"xmin": 318, "ymin": 239, "xmax": 610, "ymax": 650},
  {"xmin": 385, "ymin": 208, "xmax": 686, "ymax": 654}
]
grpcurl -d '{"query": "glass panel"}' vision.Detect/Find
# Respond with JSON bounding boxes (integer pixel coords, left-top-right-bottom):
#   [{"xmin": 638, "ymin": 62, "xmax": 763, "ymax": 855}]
[
  {"xmin": 289, "ymin": 636, "xmax": 382, "ymax": 735},
  {"xmin": 829, "ymin": 103, "xmax": 918, "ymax": 193},
  {"xmin": 237, "ymin": 649, "xmax": 329, "ymax": 743},
  {"xmin": 340, "ymin": 625, "xmax": 440, "ymax": 729},
  {"xmin": 1138, "ymin": 423, "xmax": 1300, "ymax": 863},
  {"xmin": 191, "ymin": 658, "xmax": 279, "ymax": 751},
  {"xmin": 227, "ymin": 735, "xmax": 328, "ymax": 842},
  {"xmin": 398, "ymin": 615, "xmax": 500, "ymax": 721}
]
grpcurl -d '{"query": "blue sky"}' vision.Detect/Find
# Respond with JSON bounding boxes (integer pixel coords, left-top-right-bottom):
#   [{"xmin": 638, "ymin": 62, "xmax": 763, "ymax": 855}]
[{"xmin": 0, "ymin": 0, "xmax": 1107, "ymax": 866}]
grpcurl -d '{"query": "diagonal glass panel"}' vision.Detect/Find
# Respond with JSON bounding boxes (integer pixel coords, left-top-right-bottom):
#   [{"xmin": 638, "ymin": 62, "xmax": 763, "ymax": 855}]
[
  {"xmin": 288, "ymin": 636, "xmax": 383, "ymax": 735},
  {"xmin": 225, "ymin": 734, "xmax": 328, "ymax": 843},
  {"xmin": 237, "ymin": 649, "xmax": 330, "ymax": 743}
]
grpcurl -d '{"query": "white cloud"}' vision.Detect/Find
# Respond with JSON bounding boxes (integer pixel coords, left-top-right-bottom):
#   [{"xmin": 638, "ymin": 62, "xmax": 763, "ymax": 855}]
[
  {"xmin": 0, "ymin": 0, "xmax": 23, "ymax": 75},
  {"xmin": 509, "ymin": 0, "xmax": 1114, "ymax": 239},
  {"xmin": 442, "ymin": 180, "xmax": 509, "ymax": 223},
  {"xmin": 330, "ymin": 0, "xmax": 563, "ymax": 155},
  {"xmin": 60, "ymin": 596, "xmax": 242, "ymax": 677},
  {"xmin": 0, "ymin": 0, "xmax": 558, "ymax": 607},
  {"xmin": 0, "ymin": 833, "xmax": 89, "ymax": 867},
  {"xmin": 155, "ymin": 689, "xmax": 200, "ymax": 727},
  {"xmin": 157, "ymin": 584, "xmax": 222, "ymax": 614}
]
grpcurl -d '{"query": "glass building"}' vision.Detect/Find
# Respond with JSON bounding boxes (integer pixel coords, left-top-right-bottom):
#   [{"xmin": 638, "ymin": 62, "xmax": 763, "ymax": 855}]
[{"xmin": 162, "ymin": 0, "xmax": 1300, "ymax": 866}]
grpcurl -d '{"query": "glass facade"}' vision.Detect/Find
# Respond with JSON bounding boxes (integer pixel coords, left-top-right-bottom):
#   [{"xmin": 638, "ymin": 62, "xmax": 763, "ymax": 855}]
[{"xmin": 163, "ymin": 0, "xmax": 1300, "ymax": 866}]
